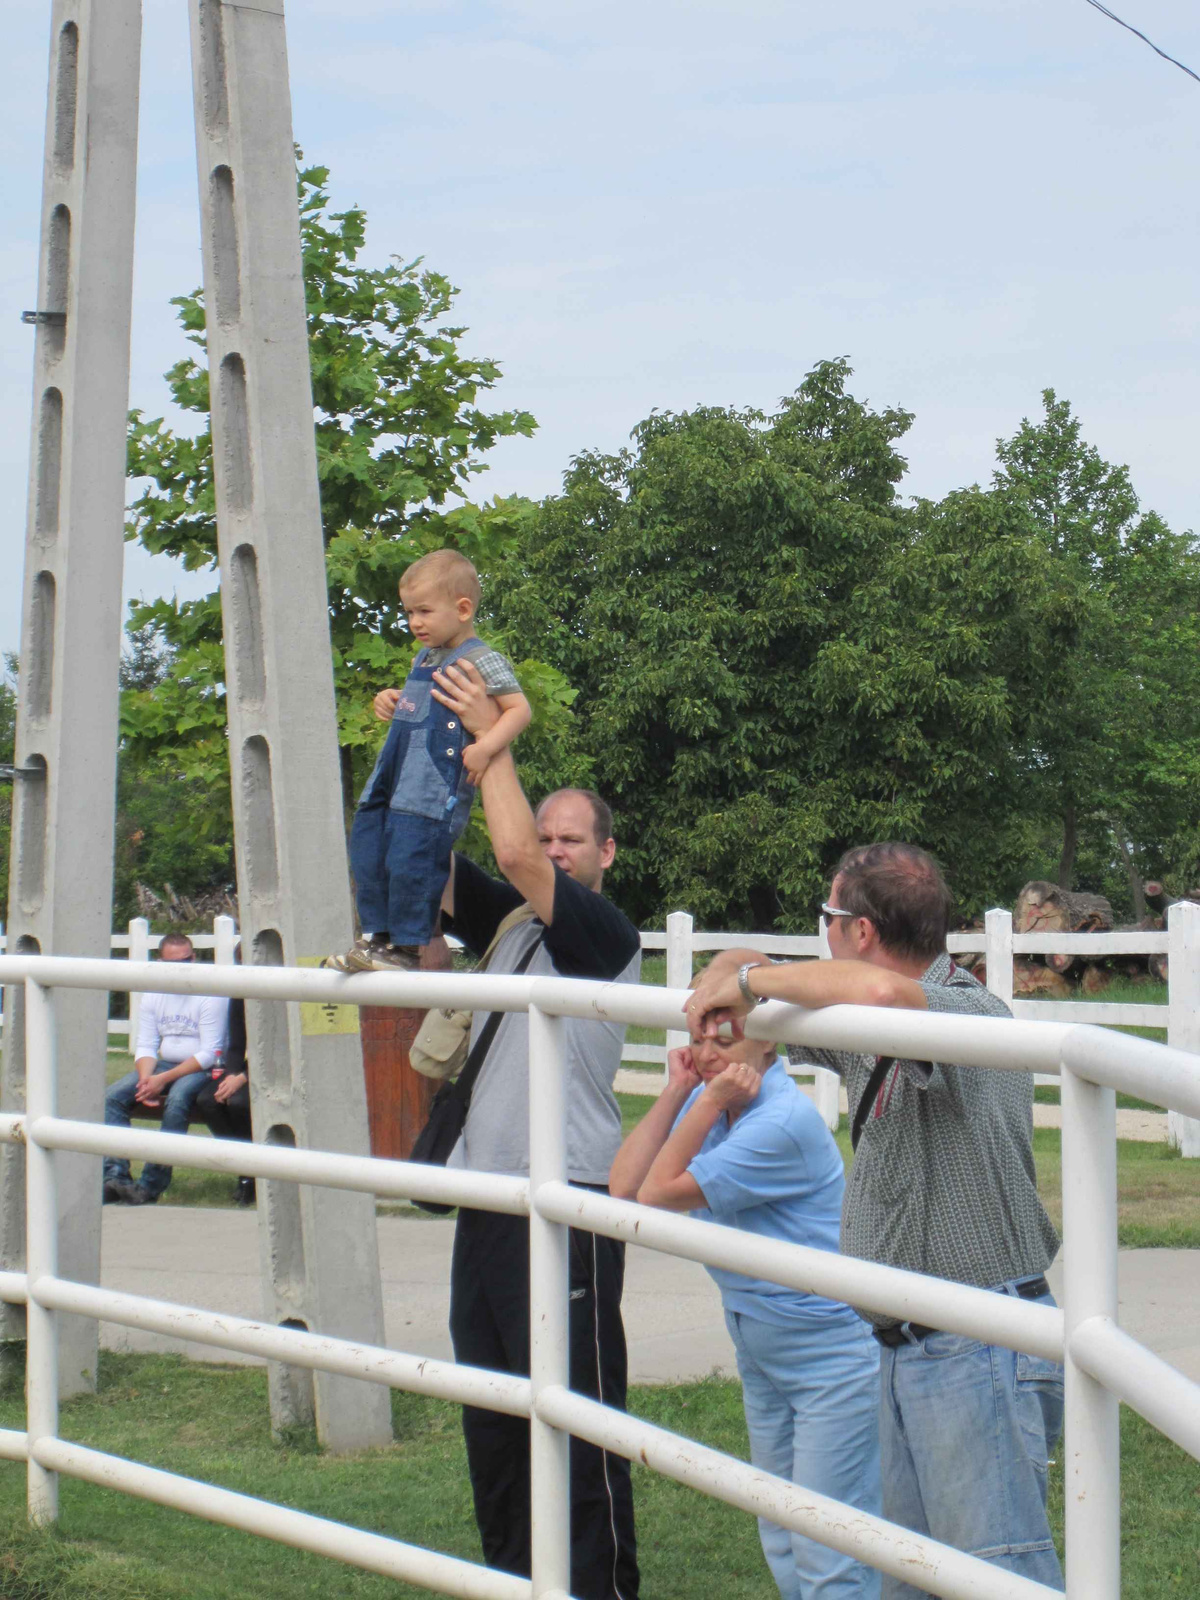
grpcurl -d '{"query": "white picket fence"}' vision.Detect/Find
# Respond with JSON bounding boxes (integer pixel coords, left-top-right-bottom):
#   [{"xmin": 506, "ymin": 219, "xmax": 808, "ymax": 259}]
[
  {"xmin": 2, "ymin": 948, "xmax": 1200, "ymax": 1599},
  {"xmin": 2, "ymin": 903, "xmax": 1195, "ymax": 1149}
]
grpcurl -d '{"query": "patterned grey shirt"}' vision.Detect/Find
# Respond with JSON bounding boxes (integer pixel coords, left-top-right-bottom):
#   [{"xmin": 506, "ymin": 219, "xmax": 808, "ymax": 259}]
[
  {"xmin": 790, "ymin": 952, "xmax": 1059, "ymax": 1327},
  {"xmin": 422, "ymin": 641, "xmax": 522, "ymax": 697}
]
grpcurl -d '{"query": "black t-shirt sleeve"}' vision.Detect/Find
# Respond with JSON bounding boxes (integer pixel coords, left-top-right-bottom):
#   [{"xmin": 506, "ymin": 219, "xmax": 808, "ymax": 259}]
[
  {"xmin": 444, "ymin": 853, "xmax": 524, "ymax": 958},
  {"xmin": 544, "ymin": 866, "xmax": 640, "ymax": 981}
]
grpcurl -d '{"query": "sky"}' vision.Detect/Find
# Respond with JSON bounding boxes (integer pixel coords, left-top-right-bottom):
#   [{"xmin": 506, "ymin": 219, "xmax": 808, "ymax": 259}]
[{"xmin": 2, "ymin": 0, "xmax": 1199, "ymax": 661}]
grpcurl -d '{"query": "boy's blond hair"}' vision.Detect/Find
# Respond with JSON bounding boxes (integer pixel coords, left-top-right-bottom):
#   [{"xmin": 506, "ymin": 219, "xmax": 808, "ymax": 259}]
[{"xmin": 399, "ymin": 549, "xmax": 481, "ymax": 610}]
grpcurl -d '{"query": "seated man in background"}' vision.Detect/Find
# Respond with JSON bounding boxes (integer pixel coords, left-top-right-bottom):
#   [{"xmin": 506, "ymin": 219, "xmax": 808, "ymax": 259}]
[{"xmin": 103, "ymin": 932, "xmax": 229, "ymax": 1206}]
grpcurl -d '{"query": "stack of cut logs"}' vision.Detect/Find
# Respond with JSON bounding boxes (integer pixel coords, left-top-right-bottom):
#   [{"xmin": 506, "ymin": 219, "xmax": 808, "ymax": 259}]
[{"xmin": 956, "ymin": 881, "xmax": 1197, "ymax": 998}]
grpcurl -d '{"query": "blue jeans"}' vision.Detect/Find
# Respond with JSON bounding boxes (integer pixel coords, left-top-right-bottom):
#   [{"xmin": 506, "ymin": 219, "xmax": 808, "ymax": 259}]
[
  {"xmin": 878, "ymin": 1284, "xmax": 1065, "ymax": 1598},
  {"xmin": 350, "ymin": 805, "xmax": 456, "ymax": 948},
  {"xmin": 104, "ymin": 1060, "xmax": 208, "ymax": 1199},
  {"xmin": 726, "ymin": 1308, "xmax": 882, "ymax": 1599}
]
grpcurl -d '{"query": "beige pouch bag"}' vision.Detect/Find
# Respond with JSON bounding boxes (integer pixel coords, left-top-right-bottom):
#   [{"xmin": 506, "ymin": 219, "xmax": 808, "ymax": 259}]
[{"xmin": 409, "ymin": 903, "xmax": 538, "ymax": 1079}]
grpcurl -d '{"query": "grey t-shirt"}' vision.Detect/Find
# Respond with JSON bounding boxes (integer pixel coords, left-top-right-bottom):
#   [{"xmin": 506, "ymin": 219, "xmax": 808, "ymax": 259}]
[
  {"xmin": 445, "ymin": 857, "xmax": 641, "ymax": 1185},
  {"xmin": 791, "ymin": 952, "xmax": 1059, "ymax": 1324}
]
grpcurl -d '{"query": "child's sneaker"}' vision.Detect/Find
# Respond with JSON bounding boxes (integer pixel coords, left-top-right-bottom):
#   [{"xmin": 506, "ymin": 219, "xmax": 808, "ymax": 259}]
[{"xmin": 324, "ymin": 936, "xmax": 388, "ymax": 973}]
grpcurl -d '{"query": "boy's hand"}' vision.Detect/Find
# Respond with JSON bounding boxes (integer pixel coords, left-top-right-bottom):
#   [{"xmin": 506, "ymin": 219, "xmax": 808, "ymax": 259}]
[
  {"xmin": 373, "ymin": 688, "xmax": 401, "ymax": 721},
  {"xmin": 461, "ymin": 742, "xmax": 492, "ymax": 785}
]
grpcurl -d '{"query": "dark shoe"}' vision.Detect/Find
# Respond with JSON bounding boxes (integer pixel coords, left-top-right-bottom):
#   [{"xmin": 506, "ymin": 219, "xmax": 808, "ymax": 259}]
[
  {"xmin": 122, "ymin": 1183, "xmax": 159, "ymax": 1206},
  {"xmin": 369, "ymin": 944, "xmax": 421, "ymax": 972},
  {"xmin": 234, "ymin": 1176, "xmax": 257, "ymax": 1206},
  {"xmin": 103, "ymin": 1179, "xmax": 130, "ymax": 1204}
]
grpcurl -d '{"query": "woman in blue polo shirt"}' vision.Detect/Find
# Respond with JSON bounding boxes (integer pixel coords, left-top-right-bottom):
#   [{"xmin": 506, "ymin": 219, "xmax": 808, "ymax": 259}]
[{"xmin": 611, "ymin": 1032, "xmax": 880, "ymax": 1600}]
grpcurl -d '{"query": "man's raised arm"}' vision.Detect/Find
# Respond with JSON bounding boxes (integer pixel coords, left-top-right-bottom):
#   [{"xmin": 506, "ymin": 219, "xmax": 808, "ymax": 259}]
[{"xmin": 476, "ymin": 750, "xmax": 556, "ymax": 923}]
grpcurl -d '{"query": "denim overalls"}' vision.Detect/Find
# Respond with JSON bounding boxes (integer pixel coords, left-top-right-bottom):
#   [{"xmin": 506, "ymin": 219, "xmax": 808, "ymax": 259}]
[{"xmin": 349, "ymin": 639, "xmax": 481, "ymax": 945}]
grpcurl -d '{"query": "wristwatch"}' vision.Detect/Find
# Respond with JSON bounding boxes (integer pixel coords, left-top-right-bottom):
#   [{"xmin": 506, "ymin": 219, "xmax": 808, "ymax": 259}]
[{"xmin": 736, "ymin": 961, "xmax": 767, "ymax": 1006}]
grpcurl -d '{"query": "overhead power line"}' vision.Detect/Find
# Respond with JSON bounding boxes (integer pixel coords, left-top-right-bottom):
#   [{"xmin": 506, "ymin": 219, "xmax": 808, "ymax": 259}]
[{"xmin": 1083, "ymin": 0, "xmax": 1200, "ymax": 83}]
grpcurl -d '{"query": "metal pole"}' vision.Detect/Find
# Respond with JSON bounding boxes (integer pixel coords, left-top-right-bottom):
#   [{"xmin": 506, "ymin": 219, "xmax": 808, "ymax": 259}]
[
  {"xmin": 527, "ymin": 1004, "xmax": 571, "ymax": 1599},
  {"xmin": 1059, "ymin": 1059, "xmax": 1120, "ymax": 1599},
  {"xmin": 24, "ymin": 979, "xmax": 58, "ymax": 1526},
  {"xmin": 663, "ymin": 911, "xmax": 692, "ymax": 1072},
  {"xmin": 1166, "ymin": 901, "xmax": 1200, "ymax": 1157},
  {"xmin": 1, "ymin": 0, "xmax": 141, "ymax": 1401}
]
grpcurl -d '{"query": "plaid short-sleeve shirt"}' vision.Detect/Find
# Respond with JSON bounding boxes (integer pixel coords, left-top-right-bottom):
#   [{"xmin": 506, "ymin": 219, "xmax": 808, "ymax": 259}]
[{"xmin": 790, "ymin": 952, "xmax": 1059, "ymax": 1325}]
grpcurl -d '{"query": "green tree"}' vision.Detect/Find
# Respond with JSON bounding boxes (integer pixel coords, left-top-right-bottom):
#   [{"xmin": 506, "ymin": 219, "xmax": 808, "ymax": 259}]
[
  {"xmin": 489, "ymin": 361, "xmax": 1070, "ymax": 928},
  {"xmin": 994, "ymin": 391, "xmax": 1200, "ymax": 910},
  {"xmin": 123, "ymin": 161, "xmax": 583, "ymax": 862}
]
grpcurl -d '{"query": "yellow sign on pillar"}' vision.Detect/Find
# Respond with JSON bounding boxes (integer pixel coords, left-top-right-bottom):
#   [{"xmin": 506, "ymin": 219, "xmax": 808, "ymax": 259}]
[{"xmin": 296, "ymin": 958, "xmax": 362, "ymax": 1037}]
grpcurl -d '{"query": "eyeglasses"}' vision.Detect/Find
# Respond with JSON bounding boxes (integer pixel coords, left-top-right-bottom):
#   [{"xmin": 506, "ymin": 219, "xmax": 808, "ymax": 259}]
[{"xmin": 820, "ymin": 903, "xmax": 855, "ymax": 929}]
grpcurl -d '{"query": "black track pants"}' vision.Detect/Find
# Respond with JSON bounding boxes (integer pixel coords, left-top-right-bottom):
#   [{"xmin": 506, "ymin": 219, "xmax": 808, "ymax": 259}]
[{"xmin": 449, "ymin": 1200, "xmax": 640, "ymax": 1600}]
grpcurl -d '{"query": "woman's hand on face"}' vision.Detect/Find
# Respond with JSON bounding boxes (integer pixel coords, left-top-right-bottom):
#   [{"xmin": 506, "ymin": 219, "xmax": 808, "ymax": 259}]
[
  {"xmin": 430, "ymin": 660, "xmax": 499, "ymax": 736},
  {"xmin": 702, "ymin": 1061, "xmax": 762, "ymax": 1114},
  {"xmin": 666, "ymin": 1046, "xmax": 701, "ymax": 1093}
]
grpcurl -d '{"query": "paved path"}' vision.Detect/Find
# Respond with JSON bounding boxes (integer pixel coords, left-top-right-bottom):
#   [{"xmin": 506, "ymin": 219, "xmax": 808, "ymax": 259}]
[{"xmin": 100, "ymin": 1207, "xmax": 1200, "ymax": 1384}]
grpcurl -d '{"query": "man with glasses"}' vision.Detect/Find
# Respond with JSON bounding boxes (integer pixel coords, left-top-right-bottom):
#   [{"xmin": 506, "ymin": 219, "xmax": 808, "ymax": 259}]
[
  {"xmin": 102, "ymin": 932, "xmax": 230, "ymax": 1205},
  {"xmin": 685, "ymin": 843, "xmax": 1063, "ymax": 1597}
]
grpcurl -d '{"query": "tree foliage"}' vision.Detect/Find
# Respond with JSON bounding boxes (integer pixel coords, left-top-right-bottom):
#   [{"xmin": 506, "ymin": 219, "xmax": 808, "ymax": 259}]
[
  {"xmin": 487, "ymin": 361, "xmax": 1081, "ymax": 927},
  {"xmin": 122, "ymin": 162, "xmax": 583, "ymax": 872},
  {"xmin": 994, "ymin": 391, "xmax": 1200, "ymax": 907}
]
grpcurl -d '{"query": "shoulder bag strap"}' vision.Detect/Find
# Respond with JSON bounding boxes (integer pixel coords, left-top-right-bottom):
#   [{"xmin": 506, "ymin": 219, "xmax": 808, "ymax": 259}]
[
  {"xmin": 851, "ymin": 1056, "xmax": 896, "ymax": 1152},
  {"xmin": 449, "ymin": 927, "xmax": 544, "ymax": 1111}
]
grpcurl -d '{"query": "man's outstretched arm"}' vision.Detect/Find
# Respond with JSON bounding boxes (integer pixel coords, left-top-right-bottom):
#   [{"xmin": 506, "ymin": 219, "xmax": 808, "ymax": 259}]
[{"xmin": 685, "ymin": 948, "xmax": 927, "ymax": 1038}]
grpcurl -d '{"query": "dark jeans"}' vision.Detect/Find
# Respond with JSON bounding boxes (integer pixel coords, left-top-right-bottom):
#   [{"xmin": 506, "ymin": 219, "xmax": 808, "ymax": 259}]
[
  {"xmin": 349, "ymin": 805, "xmax": 453, "ymax": 947},
  {"xmin": 103, "ymin": 1060, "xmax": 207, "ymax": 1198},
  {"xmin": 449, "ymin": 1202, "xmax": 640, "ymax": 1600},
  {"xmin": 194, "ymin": 1078, "xmax": 252, "ymax": 1141}
]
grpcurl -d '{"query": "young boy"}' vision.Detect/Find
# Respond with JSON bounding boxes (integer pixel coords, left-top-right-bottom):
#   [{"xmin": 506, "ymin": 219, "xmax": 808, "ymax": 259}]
[{"xmin": 327, "ymin": 549, "xmax": 531, "ymax": 973}]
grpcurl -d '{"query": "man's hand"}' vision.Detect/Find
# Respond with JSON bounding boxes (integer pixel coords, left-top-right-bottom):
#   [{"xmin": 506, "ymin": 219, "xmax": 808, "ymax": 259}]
[
  {"xmin": 461, "ymin": 742, "xmax": 492, "ymax": 786},
  {"xmin": 214, "ymin": 1071, "xmax": 247, "ymax": 1104},
  {"xmin": 665, "ymin": 1046, "xmax": 702, "ymax": 1094},
  {"xmin": 373, "ymin": 687, "xmax": 401, "ymax": 722},
  {"xmin": 702, "ymin": 1061, "xmax": 762, "ymax": 1115},
  {"xmin": 133, "ymin": 1074, "xmax": 164, "ymax": 1107},
  {"xmin": 431, "ymin": 660, "xmax": 500, "ymax": 736},
  {"xmin": 683, "ymin": 968, "xmax": 753, "ymax": 1040}
]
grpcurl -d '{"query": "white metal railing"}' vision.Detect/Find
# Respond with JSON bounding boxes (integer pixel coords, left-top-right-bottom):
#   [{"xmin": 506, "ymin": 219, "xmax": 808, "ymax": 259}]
[{"xmin": 1, "ymin": 954, "xmax": 1199, "ymax": 1597}]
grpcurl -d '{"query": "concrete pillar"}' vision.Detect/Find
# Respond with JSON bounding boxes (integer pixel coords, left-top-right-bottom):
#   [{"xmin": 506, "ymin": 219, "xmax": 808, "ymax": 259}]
[
  {"xmin": 1, "ymin": 0, "xmax": 141, "ymax": 1398},
  {"xmin": 186, "ymin": 0, "xmax": 391, "ymax": 1450}
]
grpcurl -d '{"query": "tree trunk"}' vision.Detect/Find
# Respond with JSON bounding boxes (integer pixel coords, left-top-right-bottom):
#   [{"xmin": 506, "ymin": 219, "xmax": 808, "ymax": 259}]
[
  {"xmin": 1112, "ymin": 825, "xmax": 1147, "ymax": 921},
  {"xmin": 1057, "ymin": 804, "xmax": 1077, "ymax": 890}
]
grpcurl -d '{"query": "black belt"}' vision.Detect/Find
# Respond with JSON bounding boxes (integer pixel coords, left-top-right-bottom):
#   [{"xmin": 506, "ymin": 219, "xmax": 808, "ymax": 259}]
[{"xmin": 873, "ymin": 1276, "xmax": 1050, "ymax": 1348}]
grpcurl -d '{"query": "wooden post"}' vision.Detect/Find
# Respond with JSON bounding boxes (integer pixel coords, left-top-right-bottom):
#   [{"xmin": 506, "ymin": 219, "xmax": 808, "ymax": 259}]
[
  {"xmin": 1167, "ymin": 901, "xmax": 1200, "ymax": 1158},
  {"xmin": 359, "ymin": 936, "xmax": 451, "ymax": 1159}
]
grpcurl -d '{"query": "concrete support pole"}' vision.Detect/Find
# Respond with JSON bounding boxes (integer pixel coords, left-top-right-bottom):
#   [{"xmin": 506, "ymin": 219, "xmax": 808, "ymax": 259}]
[
  {"xmin": 185, "ymin": 0, "xmax": 390, "ymax": 1450},
  {"xmin": 1, "ymin": 0, "xmax": 141, "ymax": 1398},
  {"xmin": 1166, "ymin": 901, "xmax": 1200, "ymax": 1157}
]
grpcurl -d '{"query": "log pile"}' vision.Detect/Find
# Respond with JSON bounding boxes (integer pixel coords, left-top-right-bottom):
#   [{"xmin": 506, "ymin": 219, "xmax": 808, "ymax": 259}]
[{"xmin": 956, "ymin": 878, "xmax": 1200, "ymax": 995}]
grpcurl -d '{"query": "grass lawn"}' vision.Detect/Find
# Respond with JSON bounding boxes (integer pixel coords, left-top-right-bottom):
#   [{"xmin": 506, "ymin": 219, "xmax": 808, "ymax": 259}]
[{"xmin": 0, "ymin": 1352, "xmax": 1196, "ymax": 1599}]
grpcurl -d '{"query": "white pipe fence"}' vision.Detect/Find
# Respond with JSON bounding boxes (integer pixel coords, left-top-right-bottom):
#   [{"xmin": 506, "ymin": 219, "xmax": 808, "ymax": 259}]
[{"xmin": 0, "ymin": 952, "xmax": 1199, "ymax": 1598}]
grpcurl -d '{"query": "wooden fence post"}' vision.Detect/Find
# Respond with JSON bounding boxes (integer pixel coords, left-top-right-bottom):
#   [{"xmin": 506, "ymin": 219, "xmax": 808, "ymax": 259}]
[
  {"xmin": 812, "ymin": 918, "xmax": 841, "ymax": 1131},
  {"xmin": 663, "ymin": 912, "xmax": 693, "ymax": 1078},
  {"xmin": 126, "ymin": 917, "xmax": 150, "ymax": 1056}
]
